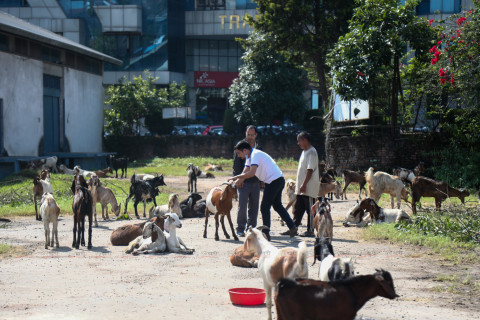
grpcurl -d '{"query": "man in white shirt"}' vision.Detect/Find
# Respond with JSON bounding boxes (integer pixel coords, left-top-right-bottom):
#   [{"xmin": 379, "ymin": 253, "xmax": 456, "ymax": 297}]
[
  {"xmin": 228, "ymin": 140, "xmax": 297, "ymax": 241},
  {"xmin": 281, "ymin": 131, "xmax": 320, "ymax": 237}
]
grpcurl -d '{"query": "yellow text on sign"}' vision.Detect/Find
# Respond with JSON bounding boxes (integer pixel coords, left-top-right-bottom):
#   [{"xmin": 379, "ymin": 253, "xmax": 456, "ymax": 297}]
[{"xmin": 219, "ymin": 15, "xmax": 251, "ymax": 30}]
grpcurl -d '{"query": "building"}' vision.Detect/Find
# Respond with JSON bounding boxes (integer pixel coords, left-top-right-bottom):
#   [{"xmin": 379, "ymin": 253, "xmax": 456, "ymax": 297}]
[{"xmin": 0, "ymin": 9, "xmax": 121, "ymax": 176}]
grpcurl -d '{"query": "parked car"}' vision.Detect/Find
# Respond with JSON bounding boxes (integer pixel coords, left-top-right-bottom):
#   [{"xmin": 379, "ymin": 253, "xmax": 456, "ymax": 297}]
[
  {"xmin": 202, "ymin": 125, "xmax": 223, "ymax": 136},
  {"xmin": 208, "ymin": 126, "xmax": 228, "ymax": 136}
]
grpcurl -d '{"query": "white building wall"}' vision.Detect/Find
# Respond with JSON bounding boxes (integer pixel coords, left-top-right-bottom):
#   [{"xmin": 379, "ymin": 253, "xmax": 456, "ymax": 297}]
[
  {"xmin": 0, "ymin": 52, "xmax": 44, "ymax": 156},
  {"xmin": 64, "ymin": 68, "xmax": 104, "ymax": 153}
]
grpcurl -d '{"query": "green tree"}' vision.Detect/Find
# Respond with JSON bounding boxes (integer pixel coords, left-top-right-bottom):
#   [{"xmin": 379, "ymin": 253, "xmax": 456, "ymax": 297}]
[
  {"xmin": 228, "ymin": 32, "xmax": 308, "ymax": 127},
  {"xmin": 328, "ymin": 0, "xmax": 434, "ymax": 127},
  {"xmin": 246, "ymin": 0, "xmax": 356, "ymax": 108}
]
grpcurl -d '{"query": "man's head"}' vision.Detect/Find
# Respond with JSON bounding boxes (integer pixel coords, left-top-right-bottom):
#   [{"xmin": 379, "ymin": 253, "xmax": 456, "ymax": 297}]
[
  {"xmin": 245, "ymin": 125, "xmax": 257, "ymax": 146},
  {"xmin": 234, "ymin": 140, "xmax": 252, "ymax": 159},
  {"xmin": 297, "ymin": 131, "xmax": 312, "ymax": 150}
]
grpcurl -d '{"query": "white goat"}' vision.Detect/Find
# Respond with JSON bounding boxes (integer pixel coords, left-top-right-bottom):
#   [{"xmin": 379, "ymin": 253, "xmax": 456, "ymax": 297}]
[
  {"xmin": 58, "ymin": 164, "xmax": 75, "ymax": 175},
  {"xmin": 125, "ymin": 221, "xmax": 166, "ymax": 255},
  {"xmin": 39, "ymin": 193, "xmax": 60, "ymax": 249},
  {"xmin": 163, "ymin": 213, "xmax": 194, "ymax": 254},
  {"xmin": 245, "ymin": 226, "xmax": 308, "ymax": 320},
  {"xmin": 343, "ymin": 198, "xmax": 412, "ymax": 227},
  {"xmin": 314, "ymin": 238, "xmax": 355, "ymax": 281},
  {"xmin": 73, "ymin": 165, "xmax": 95, "ymax": 178},
  {"xmin": 88, "ymin": 175, "xmax": 121, "ymax": 226},
  {"xmin": 149, "ymin": 193, "xmax": 182, "ymax": 219},
  {"xmin": 365, "ymin": 167, "xmax": 409, "ymax": 209}
]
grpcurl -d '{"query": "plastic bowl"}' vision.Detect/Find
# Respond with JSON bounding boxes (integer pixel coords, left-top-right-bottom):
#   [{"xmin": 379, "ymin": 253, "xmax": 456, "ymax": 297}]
[{"xmin": 229, "ymin": 288, "xmax": 266, "ymax": 306}]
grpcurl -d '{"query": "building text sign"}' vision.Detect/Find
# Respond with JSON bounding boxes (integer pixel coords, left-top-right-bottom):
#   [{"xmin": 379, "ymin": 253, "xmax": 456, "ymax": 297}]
[
  {"xmin": 219, "ymin": 15, "xmax": 256, "ymax": 30},
  {"xmin": 194, "ymin": 71, "xmax": 239, "ymax": 88}
]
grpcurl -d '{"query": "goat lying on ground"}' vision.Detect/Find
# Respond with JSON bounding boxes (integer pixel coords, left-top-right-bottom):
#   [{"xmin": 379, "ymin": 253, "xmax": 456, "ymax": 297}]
[
  {"xmin": 125, "ymin": 220, "xmax": 166, "ymax": 255},
  {"xmin": 74, "ymin": 166, "xmax": 96, "ymax": 178},
  {"xmin": 195, "ymin": 166, "xmax": 215, "ymax": 178},
  {"xmin": 163, "ymin": 213, "xmax": 195, "ymax": 254},
  {"xmin": 29, "ymin": 156, "xmax": 58, "ymax": 173},
  {"xmin": 58, "ymin": 164, "xmax": 75, "ymax": 175},
  {"xmin": 40, "ymin": 193, "xmax": 60, "ymax": 249},
  {"xmin": 93, "ymin": 167, "xmax": 113, "ymax": 178},
  {"xmin": 365, "ymin": 167, "xmax": 409, "ymax": 209},
  {"xmin": 342, "ymin": 169, "xmax": 367, "ymax": 200},
  {"xmin": 203, "ymin": 182, "xmax": 238, "ymax": 241},
  {"xmin": 71, "ymin": 174, "xmax": 93, "ymax": 249},
  {"xmin": 187, "ymin": 163, "xmax": 197, "ymax": 193},
  {"xmin": 230, "ymin": 242, "xmax": 259, "ymax": 268},
  {"xmin": 108, "ymin": 155, "xmax": 129, "ymax": 178},
  {"xmin": 245, "ymin": 226, "xmax": 308, "ymax": 320},
  {"xmin": 411, "ymin": 176, "xmax": 470, "ymax": 215},
  {"xmin": 149, "ymin": 193, "xmax": 182, "ymax": 219},
  {"xmin": 110, "ymin": 216, "xmax": 164, "ymax": 246},
  {"xmin": 179, "ymin": 193, "xmax": 205, "ymax": 218},
  {"xmin": 312, "ymin": 198, "xmax": 333, "ymax": 241},
  {"xmin": 87, "ymin": 175, "xmax": 121, "ymax": 226},
  {"xmin": 275, "ymin": 269, "xmax": 399, "ymax": 320},
  {"xmin": 33, "ymin": 169, "xmax": 53, "ymax": 221},
  {"xmin": 124, "ymin": 173, "xmax": 166, "ymax": 218},
  {"xmin": 313, "ymin": 237, "xmax": 354, "ymax": 281},
  {"xmin": 343, "ymin": 198, "xmax": 412, "ymax": 227},
  {"xmin": 205, "ymin": 163, "xmax": 223, "ymax": 172}
]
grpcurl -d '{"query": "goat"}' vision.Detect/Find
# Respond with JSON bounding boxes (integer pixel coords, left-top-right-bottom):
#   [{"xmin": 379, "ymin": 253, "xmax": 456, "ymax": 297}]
[
  {"xmin": 342, "ymin": 169, "xmax": 367, "ymax": 200},
  {"xmin": 71, "ymin": 174, "xmax": 93, "ymax": 249},
  {"xmin": 39, "ymin": 193, "xmax": 60, "ymax": 249},
  {"xmin": 203, "ymin": 182, "xmax": 238, "ymax": 241},
  {"xmin": 124, "ymin": 173, "xmax": 166, "ymax": 218},
  {"xmin": 93, "ymin": 167, "xmax": 113, "ymax": 178},
  {"xmin": 58, "ymin": 164, "xmax": 75, "ymax": 175},
  {"xmin": 365, "ymin": 167, "xmax": 409, "ymax": 209},
  {"xmin": 392, "ymin": 167, "xmax": 416, "ymax": 184},
  {"xmin": 149, "ymin": 193, "xmax": 182, "ymax": 219},
  {"xmin": 275, "ymin": 269, "xmax": 399, "ymax": 320},
  {"xmin": 245, "ymin": 226, "xmax": 308, "ymax": 320},
  {"xmin": 125, "ymin": 220, "xmax": 166, "ymax": 255},
  {"xmin": 187, "ymin": 163, "xmax": 197, "ymax": 193},
  {"xmin": 29, "ymin": 156, "xmax": 58, "ymax": 173},
  {"xmin": 312, "ymin": 198, "xmax": 333, "ymax": 241},
  {"xmin": 205, "ymin": 163, "xmax": 223, "ymax": 172},
  {"xmin": 281, "ymin": 179, "xmax": 297, "ymax": 226},
  {"xmin": 108, "ymin": 155, "xmax": 129, "ymax": 178},
  {"xmin": 230, "ymin": 241, "xmax": 259, "ymax": 268},
  {"xmin": 73, "ymin": 166, "xmax": 95, "ymax": 178},
  {"xmin": 179, "ymin": 193, "xmax": 204, "ymax": 218},
  {"xmin": 413, "ymin": 162, "xmax": 425, "ymax": 177},
  {"xmin": 181, "ymin": 200, "xmax": 207, "ymax": 218},
  {"xmin": 110, "ymin": 216, "xmax": 164, "ymax": 246},
  {"xmin": 163, "ymin": 213, "xmax": 195, "ymax": 254},
  {"xmin": 411, "ymin": 176, "xmax": 470, "ymax": 215},
  {"xmin": 195, "ymin": 166, "xmax": 215, "ymax": 178},
  {"xmin": 343, "ymin": 198, "xmax": 411, "ymax": 227},
  {"xmin": 318, "ymin": 181, "xmax": 343, "ymax": 201},
  {"xmin": 33, "ymin": 169, "xmax": 53, "ymax": 221},
  {"xmin": 87, "ymin": 175, "xmax": 121, "ymax": 226},
  {"xmin": 313, "ymin": 237, "xmax": 355, "ymax": 281}
]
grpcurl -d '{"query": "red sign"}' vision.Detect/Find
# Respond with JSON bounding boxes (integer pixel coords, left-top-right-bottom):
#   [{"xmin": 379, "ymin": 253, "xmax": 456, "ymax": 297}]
[{"xmin": 194, "ymin": 71, "xmax": 239, "ymax": 88}]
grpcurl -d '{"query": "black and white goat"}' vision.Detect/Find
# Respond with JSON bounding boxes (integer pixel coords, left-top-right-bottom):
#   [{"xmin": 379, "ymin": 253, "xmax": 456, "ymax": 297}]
[
  {"xmin": 124, "ymin": 173, "xmax": 166, "ymax": 218},
  {"xmin": 313, "ymin": 237, "xmax": 355, "ymax": 281}
]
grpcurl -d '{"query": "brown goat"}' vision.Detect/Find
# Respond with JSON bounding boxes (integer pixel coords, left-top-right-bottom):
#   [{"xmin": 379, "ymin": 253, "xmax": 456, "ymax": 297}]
[
  {"xmin": 342, "ymin": 169, "xmax": 367, "ymax": 200},
  {"xmin": 33, "ymin": 170, "xmax": 52, "ymax": 221},
  {"xmin": 203, "ymin": 183, "xmax": 238, "ymax": 241},
  {"xmin": 230, "ymin": 241, "xmax": 259, "ymax": 268},
  {"xmin": 312, "ymin": 199, "xmax": 333, "ymax": 241},
  {"xmin": 110, "ymin": 216, "xmax": 165, "ymax": 246},
  {"xmin": 411, "ymin": 176, "xmax": 470, "ymax": 215},
  {"xmin": 275, "ymin": 269, "xmax": 399, "ymax": 320},
  {"xmin": 93, "ymin": 167, "xmax": 113, "ymax": 178}
]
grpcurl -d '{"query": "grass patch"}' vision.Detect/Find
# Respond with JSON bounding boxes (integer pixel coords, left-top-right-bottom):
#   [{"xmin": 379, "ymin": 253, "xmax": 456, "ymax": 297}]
[
  {"xmin": 0, "ymin": 242, "xmax": 12, "ymax": 255},
  {"xmin": 362, "ymin": 223, "xmax": 480, "ymax": 264},
  {"xmin": 432, "ymin": 273, "xmax": 480, "ymax": 294},
  {"xmin": 131, "ymin": 156, "xmax": 234, "ymax": 176}
]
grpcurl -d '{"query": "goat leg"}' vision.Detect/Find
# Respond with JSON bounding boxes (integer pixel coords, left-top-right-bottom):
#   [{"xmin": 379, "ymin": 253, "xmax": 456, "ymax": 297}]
[
  {"xmin": 220, "ymin": 214, "xmax": 230, "ymax": 239},
  {"xmin": 87, "ymin": 213, "xmax": 93, "ymax": 249},
  {"xmin": 226, "ymin": 213, "xmax": 239, "ymax": 241},
  {"xmin": 72, "ymin": 216, "xmax": 78, "ymax": 248},
  {"xmin": 214, "ymin": 213, "xmax": 220, "ymax": 241},
  {"xmin": 203, "ymin": 208, "xmax": 210, "ymax": 238}
]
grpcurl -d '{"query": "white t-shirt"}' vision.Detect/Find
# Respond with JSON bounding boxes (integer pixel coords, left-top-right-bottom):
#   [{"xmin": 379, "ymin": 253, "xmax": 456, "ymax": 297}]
[
  {"xmin": 246, "ymin": 148, "xmax": 283, "ymax": 184},
  {"xmin": 295, "ymin": 146, "xmax": 320, "ymax": 198}
]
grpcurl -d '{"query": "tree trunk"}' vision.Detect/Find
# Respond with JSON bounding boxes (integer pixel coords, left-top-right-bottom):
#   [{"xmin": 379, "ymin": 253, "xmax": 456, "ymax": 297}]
[{"xmin": 391, "ymin": 53, "xmax": 399, "ymax": 133}]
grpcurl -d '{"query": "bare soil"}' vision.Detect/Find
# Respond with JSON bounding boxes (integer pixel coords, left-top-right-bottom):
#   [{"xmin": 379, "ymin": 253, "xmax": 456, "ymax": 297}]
[{"xmin": 1, "ymin": 174, "xmax": 479, "ymax": 320}]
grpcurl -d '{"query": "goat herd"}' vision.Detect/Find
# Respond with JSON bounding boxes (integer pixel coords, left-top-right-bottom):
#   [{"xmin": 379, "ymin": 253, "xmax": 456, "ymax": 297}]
[{"xmin": 29, "ymin": 156, "xmax": 474, "ymax": 320}]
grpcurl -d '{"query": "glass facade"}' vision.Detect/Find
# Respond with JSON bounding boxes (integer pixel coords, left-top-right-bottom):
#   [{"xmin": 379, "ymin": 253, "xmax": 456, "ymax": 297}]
[
  {"xmin": 186, "ymin": 0, "xmax": 257, "ymax": 11},
  {"xmin": 416, "ymin": 0, "xmax": 461, "ymax": 15},
  {"xmin": 186, "ymin": 39, "xmax": 243, "ymax": 72}
]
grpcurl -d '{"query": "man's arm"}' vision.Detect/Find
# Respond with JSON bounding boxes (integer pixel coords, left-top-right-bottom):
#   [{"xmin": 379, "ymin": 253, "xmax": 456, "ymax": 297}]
[{"xmin": 299, "ymin": 169, "xmax": 313, "ymax": 193}]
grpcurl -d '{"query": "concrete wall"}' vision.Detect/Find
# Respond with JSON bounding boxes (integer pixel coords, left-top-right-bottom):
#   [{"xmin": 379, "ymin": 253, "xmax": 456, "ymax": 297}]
[
  {"xmin": 64, "ymin": 68, "xmax": 104, "ymax": 153},
  {"xmin": 0, "ymin": 52, "xmax": 44, "ymax": 156}
]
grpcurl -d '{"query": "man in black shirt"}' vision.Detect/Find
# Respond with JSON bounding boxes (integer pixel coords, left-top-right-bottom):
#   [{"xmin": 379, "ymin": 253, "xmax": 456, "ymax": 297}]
[{"xmin": 233, "ymin": 125, "xmax": 261, "ymax": 237}]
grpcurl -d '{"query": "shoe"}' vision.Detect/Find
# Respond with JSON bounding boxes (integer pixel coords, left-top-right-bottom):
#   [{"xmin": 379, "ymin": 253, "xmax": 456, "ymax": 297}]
[
  {"xmin": 280, "ymin": 230, "xmax": 291, "ymax": 236},
  {"xmin": 289, "ymin": 226, "xmax": 298, "ymax": 238},
  {"xmin": 237, "ymin": 231, "xmax": 245, "ymax": 237},
  {"xmin": 299, "ymin": 230, "xmax": 315, "ymax": 237}
]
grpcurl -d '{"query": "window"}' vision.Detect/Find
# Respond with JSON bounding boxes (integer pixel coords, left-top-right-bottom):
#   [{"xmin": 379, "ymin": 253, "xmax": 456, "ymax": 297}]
[
  {"xmin": 14, "ymin": 37, "xmax": 28, "ymax": 56},
  {"xmin": 196, "ymin": 0, "xmax": 226, "ymax": 10},
  {"xmin": 0, "ymin": 34, "xmax": 9, "ymax": 52}
]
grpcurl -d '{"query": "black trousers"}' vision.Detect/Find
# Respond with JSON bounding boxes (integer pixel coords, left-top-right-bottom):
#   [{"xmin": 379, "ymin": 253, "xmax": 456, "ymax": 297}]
[{"xmin": 293, "ymin": 194, "xmax": 314, "ymax": 232}]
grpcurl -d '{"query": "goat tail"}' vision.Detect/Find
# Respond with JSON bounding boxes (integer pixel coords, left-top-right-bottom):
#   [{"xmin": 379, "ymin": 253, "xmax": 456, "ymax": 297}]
[
  {"xmin": 296, "ymin": 241, "xmax": 308, "ymax": 275},
  {"xmin": 365, "ymin": 167, "xmax": 374, "ymax": 184}
]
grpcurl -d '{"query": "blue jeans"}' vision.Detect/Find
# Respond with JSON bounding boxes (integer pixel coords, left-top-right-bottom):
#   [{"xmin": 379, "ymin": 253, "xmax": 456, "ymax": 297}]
[
  {"xmin": 261, "ymin": 177, "xmax": 295, "ymax": 238},
  {"xmin": 236, "ymin": 180, "xmax": 260, "ymax": 233}
]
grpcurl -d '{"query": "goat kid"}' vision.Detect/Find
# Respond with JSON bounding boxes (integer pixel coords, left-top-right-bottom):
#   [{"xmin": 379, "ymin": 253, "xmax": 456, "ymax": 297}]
[
  {"xmin": 163, "ymin": 213, "xmax": 195, "ymax": 254},
  {"xmin": 245, "ymin": 226, "xmax": 308, "ymax": 320},
  {"xmin": 313, "ymin": 237, "xmax": 354, "ymax": 281},
  {"xmin": 125, "ymin": 220, "xmax": 166, "ymax": 255},
  {"xmin": 124, "ymin": 173, "xmax": 166, "ymax": 218},
  {"xmin": 203, "ymin": 182, "xmax": 238, "ymax": 241},
  {"xmin": 39, "ymin": 192, "xmax": 60, "ymax": 249},
  {"xmin": 110, "ymin": 216, "xmax": 164, "ymax": 246},
  {"xmin": 149, "ymin": 193, "xmax": 182, "ymax": 220},
  {"xmin": 33, "ymin": 169, "xmax": 53, "ymax": 221},
  {"xmin": 342, "ymin": 169, "xmax": 367, "ymax": 200},
  {"xmin": 275, "ymin": 269, "xmax": 398, "ymax": 320},
  {"xmin": 312, "ymin": 198, "xmax": 333, "ymax": 241},
  {"xmin": 71, "ymin": 174, "xmax": 93, "ymax": 249},
  {"xmin": 88, "ymin": 175, "xmax": 121, "ymax": 226},
  {"xmin": 187, "ymin": 163, "xmax": 197, "ymax": 193},
  {"xmin": 108, "ymin": 155, "xmax": 129, "ymax": 178},
  {"xmin": 281, "ymin": 179, "xmax": 297, "ymax": 226}
]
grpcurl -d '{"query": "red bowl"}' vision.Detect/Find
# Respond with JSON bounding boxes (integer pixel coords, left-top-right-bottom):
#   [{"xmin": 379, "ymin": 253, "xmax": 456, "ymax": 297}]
[{"xmin": 229, "ymin": 288, "xmax": 266, "ymax": 306}]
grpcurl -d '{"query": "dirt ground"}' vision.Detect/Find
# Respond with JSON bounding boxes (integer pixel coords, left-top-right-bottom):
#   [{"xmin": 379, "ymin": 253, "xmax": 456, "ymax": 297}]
[{"xmin": 1, "ymin": 174, "xmax": 479, "ymax": 320}]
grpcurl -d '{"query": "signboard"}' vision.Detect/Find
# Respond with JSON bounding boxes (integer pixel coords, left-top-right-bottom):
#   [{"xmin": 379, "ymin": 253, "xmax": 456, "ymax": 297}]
[
  {"xmin": 162, "ymin": 107, "xmax": 194, "ymax": 119},
  {"xmin": 194, "ymin": 71, "xmax": 239, "ymax": 88},
  {"xmin": 333, "ymin": 96, "xmax": 369, "ymax": 122}
]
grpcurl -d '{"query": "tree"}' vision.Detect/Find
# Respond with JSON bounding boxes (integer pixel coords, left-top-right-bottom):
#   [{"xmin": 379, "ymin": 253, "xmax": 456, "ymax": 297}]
[
  {"xmin": 228, "ymin": 32, "xmax": 307, "ymax": 127},
  {"xmin": 328, "ymin": 0, "xmax": 434, "ymax": 128},
  {"xmin": 246, "ymin": 0, "xmax": 356, "ymax": 108},
  {"xmin": 104, "ymin": 71, "xmax": 186, "ymax": 136}
]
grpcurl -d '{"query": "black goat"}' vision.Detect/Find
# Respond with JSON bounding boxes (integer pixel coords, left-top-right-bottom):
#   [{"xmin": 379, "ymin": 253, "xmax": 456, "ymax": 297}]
[
  {"xmin": 124, "ymin": 173, "xmax": 166, "ymax": 218},
  {"xmin": 109, "ymin": 155, "xmax": 129, "ymax": 178},
  {"xmin": 187, "ymin": 163, "xmax": 197, "ymax": 193},
  {"xmin": 180, "ymin": 193, "xmax": 204, "ymax": 218},
  {"xmin": 71, "ymin": 174, "xmax": 93, "ymax": 249}
]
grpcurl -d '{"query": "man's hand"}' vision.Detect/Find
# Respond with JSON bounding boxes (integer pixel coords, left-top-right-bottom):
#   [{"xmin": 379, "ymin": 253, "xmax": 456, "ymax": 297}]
[
  {"xmin": 299, "ymin": 184, "xmax": 307, "ymax": 193},
  {"xmin": 235, "ymin": 179, "xmax": 244, "ymax": 188}
]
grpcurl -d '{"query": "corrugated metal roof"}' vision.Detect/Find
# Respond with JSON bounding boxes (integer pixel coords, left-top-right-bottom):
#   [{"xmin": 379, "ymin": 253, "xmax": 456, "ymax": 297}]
[{"xmin": 0, "ymin": 10, "xmax": 122, "ymax": 65}]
